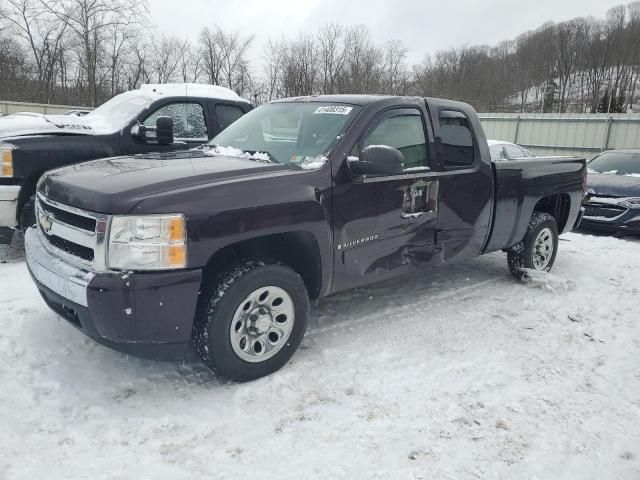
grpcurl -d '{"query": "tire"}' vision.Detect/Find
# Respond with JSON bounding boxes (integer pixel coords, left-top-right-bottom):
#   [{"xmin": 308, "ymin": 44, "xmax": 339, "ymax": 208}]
[
  {"xmin": 19, "ymin": 194, "xmax": 36, "ymax": 232},
  {"xmin": 193, "ymin": 260, "xmax": 309, "ymax": 382},
  {"xmin": 507, "ymin": 212, "xmax": 559, "ymax": 280}
]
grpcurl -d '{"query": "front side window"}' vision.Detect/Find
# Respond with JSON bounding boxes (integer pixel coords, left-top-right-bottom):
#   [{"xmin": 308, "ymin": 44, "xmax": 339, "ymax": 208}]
[
  {"xmin": 362, "ymin": 111, "xmax": 429, "ymax": 170},
  {"xmin": 209, "ymin": 102, "xmax": 360, "ymax": 168},
  {"xmin": 215, "ymin": 104, "xmax": 245, "ymax": 131},
  {"xmin": 439, "ymin": 110, "xmax": 475, "ymax": 167},
  {"xmin": 144, "ymin": 102, "xmax": 207, "ymax": 140}
]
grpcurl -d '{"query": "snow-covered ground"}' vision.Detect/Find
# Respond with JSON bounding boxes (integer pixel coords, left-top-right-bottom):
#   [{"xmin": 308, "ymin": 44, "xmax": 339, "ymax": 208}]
[{"xmin": 1, "ymin": 232, "xmax": 639, "ymax": 479}]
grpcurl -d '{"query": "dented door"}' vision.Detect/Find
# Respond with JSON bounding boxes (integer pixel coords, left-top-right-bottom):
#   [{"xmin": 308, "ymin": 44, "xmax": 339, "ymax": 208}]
[{"xmin": 332, "ymin": 106, "xmax": 438, "ymax": 292}]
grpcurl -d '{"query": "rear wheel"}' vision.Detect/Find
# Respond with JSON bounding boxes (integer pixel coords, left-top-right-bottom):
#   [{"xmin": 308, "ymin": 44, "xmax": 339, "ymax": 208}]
[
  {"xmin": 193, "ymin": 260, "xmax": 309, "ymax": 382},
  {"xmin": 507, "ymin": 212, "xmax": 559, "ymax": 280}
]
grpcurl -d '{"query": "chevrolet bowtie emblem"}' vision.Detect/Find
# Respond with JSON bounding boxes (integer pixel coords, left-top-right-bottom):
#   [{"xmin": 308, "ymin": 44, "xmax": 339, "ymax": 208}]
[{"xmin": 39, "ymin": 213, "xmax": 53, "ymax": 233}]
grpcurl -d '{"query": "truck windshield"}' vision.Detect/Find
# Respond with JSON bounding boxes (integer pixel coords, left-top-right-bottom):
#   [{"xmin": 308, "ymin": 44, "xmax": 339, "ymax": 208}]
[
  {"xmin": 588, "ymin": 151, "xmax": 640, "ymax": 176},
  {"xmin": 84, "ymin": 91, "xmax": 155, "ymax": 134},
  {"xmin": 206, "ymin": 102, "xmax": 360, "ymax": 169}
]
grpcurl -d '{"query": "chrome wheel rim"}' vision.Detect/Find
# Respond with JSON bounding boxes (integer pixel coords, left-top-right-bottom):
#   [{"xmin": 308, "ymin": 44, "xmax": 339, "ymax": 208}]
[
  {"xmin": 532, "ymin": 227, "xmax": 554, "ymax": 270},
  {"xmin": 230, "ymin": 286, "xmax": 295, "ymax": 363}
]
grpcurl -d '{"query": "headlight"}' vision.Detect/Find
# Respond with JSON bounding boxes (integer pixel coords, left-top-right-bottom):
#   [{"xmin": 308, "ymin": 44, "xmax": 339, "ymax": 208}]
[
  {"xmin": 1, "ymin": 148, "xmax": 13, "ymax": 177},
  {"xmin": 107, "ymin": 214, "xmax": 187, "ymax": 270},
  {"xmin": 621, "ymin": 198, "xmax": 640, "ymax": 208}
]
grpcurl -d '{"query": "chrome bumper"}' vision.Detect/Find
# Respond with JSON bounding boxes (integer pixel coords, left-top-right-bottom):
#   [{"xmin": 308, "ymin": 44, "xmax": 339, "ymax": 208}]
[
  {"xmin": 25, "ymin": 227, "xmax": 95, "ymax": 307},
  {"xmin": 0, "ymin": 185, "xmax": 20, "ymax": 227}
]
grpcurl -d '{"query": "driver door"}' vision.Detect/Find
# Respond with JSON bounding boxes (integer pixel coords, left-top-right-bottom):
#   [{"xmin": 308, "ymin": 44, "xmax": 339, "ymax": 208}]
[{"xmin": 332, "ymin": 106, "xmax": 439, "ymax": 292}]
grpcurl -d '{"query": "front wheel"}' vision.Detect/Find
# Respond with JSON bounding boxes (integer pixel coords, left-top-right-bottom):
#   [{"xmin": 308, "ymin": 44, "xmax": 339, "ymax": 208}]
[
  {"xmin": 507, "ymin": 212, "xmax": 559, "ymax": 280},
  {"xmin": 193, "ymin": 260, "xmax": 309, "ymax": 382}
]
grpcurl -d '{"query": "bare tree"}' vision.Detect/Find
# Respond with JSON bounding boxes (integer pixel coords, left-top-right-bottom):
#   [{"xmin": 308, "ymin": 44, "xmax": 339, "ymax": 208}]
[
  {"xmin": 382, "ymin": 39, "xmax": 409, "ymax": 95},
  {"xmin": 199, "ymin": 26, "xmax": 253, "ymax": 95},
  {"xmin": 179, "ymin": 40, "xmax": 202, "ymax": 83},
  {"xmin": 41, "ymin": 0, "xmax": 148, "ymax": 106},
  {"xmin": 317, "ymin": 23, "xmax": 346, "ymax": 94},
  {"xmin": 4, "ymin": 0, "xmax": 68, "ymax": 102},
  {"xmin": 149, "ymin": 34, "xmax": 186, "ymax": 83}
]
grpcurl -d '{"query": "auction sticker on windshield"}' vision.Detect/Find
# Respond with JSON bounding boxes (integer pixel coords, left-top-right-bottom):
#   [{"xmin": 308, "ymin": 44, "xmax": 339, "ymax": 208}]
[{"xmin": 314, "ymin": 106, "xmax": 353, "ymax": 115}]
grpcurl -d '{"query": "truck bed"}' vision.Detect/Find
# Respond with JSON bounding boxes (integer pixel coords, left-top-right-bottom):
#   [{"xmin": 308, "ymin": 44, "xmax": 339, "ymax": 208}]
[{"xmin": 484, "ymin": 156, "xmax": 586, "ymax": 253}]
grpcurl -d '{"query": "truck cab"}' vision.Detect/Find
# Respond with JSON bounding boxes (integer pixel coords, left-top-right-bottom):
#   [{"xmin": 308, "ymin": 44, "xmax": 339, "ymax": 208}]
[
  {"xmin": 24, "ymin": 95, "xmax": 586, "ymax": 381},
  {"xmin": 0, "ymin": 83, "xmax": 252, "ymax": 243}
]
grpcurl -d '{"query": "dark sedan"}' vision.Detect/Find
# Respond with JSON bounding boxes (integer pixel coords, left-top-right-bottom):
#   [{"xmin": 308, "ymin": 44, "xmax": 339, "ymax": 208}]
[{"xmin": 582, "ymin": 149, "xmax": 640, "ymax": 235}]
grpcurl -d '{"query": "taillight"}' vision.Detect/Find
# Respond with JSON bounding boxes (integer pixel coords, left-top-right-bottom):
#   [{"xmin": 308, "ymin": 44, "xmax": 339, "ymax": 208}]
[{"xmin": 582, "ymin": 166, "xmax": 588, "ymax": 199}]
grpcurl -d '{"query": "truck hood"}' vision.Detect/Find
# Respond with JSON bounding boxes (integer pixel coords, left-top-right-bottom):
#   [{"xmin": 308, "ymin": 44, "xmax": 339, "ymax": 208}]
[
  {"xmin": 38, "ymin": 150, "xmax": 291, "ymax": 214},
  {"xmin": 587, "ymin": 172, "xmax": 640, "ymax": 198},
  {"xmin": 0, "ymin": 113, "xmax": 95, "ymax": 138}
]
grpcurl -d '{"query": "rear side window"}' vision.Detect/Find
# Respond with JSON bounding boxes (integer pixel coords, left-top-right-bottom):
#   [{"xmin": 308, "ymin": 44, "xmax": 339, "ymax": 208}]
[
  {"xmin": 216, "ymin": 104, "xmax": 245, "ymax": 131},
  {"xmin": 439, "ymin": 110, "xmax": 475, "ymax": 167}
]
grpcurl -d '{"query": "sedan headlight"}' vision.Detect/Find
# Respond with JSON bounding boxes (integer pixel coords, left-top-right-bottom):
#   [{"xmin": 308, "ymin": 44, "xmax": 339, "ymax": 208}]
[
  {"xmin": 621, "ymin": 197, "xmax": 640, "ymax": 208},
  {"xmin": 107, "ymin": 214, "xmax": 187, "ymax": 270},
  {"xmin": 1, "ymin": 148, "xmax": 13, "ymax": 177}
]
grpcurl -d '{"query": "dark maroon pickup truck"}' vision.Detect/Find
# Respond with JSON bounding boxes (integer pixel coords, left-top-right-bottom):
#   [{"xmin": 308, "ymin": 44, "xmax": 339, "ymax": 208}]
[{"xmin": 25, "ymin": 95, "xmax": 586, "ymax": 381}]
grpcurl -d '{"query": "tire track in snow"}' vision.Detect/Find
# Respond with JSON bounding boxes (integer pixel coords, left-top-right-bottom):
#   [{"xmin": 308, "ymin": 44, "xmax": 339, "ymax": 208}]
[{"xmin": 307, "ymin": 277, "xmax": 501, "ymax": 337}]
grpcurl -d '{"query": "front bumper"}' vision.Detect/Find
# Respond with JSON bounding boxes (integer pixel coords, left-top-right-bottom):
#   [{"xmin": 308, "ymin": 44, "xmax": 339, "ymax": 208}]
[
  {"xmin": 0, "ymin": 185, "xmax": 20, "ymax": 227},
  {"xmin": 580, "ymin": 204, "xmax": 640, "ymax": 235},
  {"xmin": 25, "ymin": 227, "xmax": 203, "ymax": 360}
]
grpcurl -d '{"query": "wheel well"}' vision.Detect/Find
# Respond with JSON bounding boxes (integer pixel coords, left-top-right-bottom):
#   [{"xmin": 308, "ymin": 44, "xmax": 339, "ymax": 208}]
[
  {"xmin": 202, "ymin": 232, "xmax": 323, "ymax": 299},
  {"xmin": 16, "ymin": 173, "xmax": 41, "ymax": 228},
  {"xmin": 533, "ymin": 194, "xmax": 571, "ymax": 232}
]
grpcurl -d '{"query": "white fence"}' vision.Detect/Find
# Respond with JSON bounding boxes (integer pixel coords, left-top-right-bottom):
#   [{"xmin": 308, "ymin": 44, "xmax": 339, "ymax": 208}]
[
  {"xmin": 479, "ymin": 113, "xmax": 640, "ymax": 160},
  {"xmin": 0, "ymin": 100, "xmax": 90, "ymax": 116}
]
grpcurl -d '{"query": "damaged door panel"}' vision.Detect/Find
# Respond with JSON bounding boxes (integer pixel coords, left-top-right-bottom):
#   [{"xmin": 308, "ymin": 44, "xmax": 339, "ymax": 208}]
[
  {"xmin": 332, "ymin": 105, "xmax": 438, "ymax": 290},
  {"xmin": 402, "ymin": 179, "xmax": 438, "ymax": 219}
]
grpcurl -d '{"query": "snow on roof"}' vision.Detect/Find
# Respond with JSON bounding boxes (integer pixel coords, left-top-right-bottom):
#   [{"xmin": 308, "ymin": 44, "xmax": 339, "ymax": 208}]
[
  {"xmin": 139, "ymin": 83, "xmax": 250, "ymax": 103},
  {"xmin": 487, "ymin": 139, "xmax": 513, "ymax": 146}
]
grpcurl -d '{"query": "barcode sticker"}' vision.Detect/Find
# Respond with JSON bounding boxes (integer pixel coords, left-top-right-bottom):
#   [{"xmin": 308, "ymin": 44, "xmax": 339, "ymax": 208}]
[{"xmin": 313, "ymin": 105, "xmax": 353, "ymax": 115}]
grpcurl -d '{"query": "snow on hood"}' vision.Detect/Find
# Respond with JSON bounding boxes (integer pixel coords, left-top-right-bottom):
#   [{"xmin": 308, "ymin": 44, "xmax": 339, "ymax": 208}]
[{"xmin": 0, "ymin": 113, "xmax": 96, "ymax": 138}]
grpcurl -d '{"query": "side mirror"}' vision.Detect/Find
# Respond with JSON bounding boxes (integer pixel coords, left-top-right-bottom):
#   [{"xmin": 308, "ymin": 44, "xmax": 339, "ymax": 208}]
[
  {"xmin": 348, "ymin": 145, "xmax": 405, "ymax": 177},
  {"xmin": 156, "ymin": 116, "xmax": 174, "ymax": 145},
  {"xmin": 130, "ymin": 116, "xmax": 174, "ymax": 145}
]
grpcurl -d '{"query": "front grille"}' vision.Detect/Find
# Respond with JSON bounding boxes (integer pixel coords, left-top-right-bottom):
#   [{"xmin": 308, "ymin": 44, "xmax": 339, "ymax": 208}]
[
  {"xmin": 36, "ymin": 194, "xmax": 108, "ymax": 269},
  {"xmin": 47, "ymin": 234, "xmax": 95, "ymax": 261},
  {"xmin": 39, "ymin": 201, "xmax": 96, "ymax": 232},
  {"xmin": 584, "ymin": 203, "xmax": 627, "ymax": 219}
]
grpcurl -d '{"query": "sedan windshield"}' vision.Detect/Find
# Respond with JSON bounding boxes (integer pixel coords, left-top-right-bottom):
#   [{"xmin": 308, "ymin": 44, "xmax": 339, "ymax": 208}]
[
  {"xmin": 207, "ymin": 102, "xmax": 360, "ymax": 169},
  {"xmin": 588, "ymin": 151, "xmax": 640, "ymax": 176}
]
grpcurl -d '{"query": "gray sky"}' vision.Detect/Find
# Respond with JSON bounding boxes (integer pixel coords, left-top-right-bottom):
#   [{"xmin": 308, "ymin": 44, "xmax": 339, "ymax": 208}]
[{"xmin": 150, "ymin": 0, "xmax": 627, "ymax": 67}]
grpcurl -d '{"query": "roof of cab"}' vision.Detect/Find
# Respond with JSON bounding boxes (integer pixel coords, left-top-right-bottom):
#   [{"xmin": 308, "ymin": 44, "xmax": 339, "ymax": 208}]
[
  {"xmin": 139, "ymin": 83, "xmax": 251, "ymax": 103},
  {"xmin": 270, "ymin": 94, "xmax": 403, "ymax": 106},
  {"xmin": 270, "ymin": 94, "xmax": 476, "ymax": 112}
]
